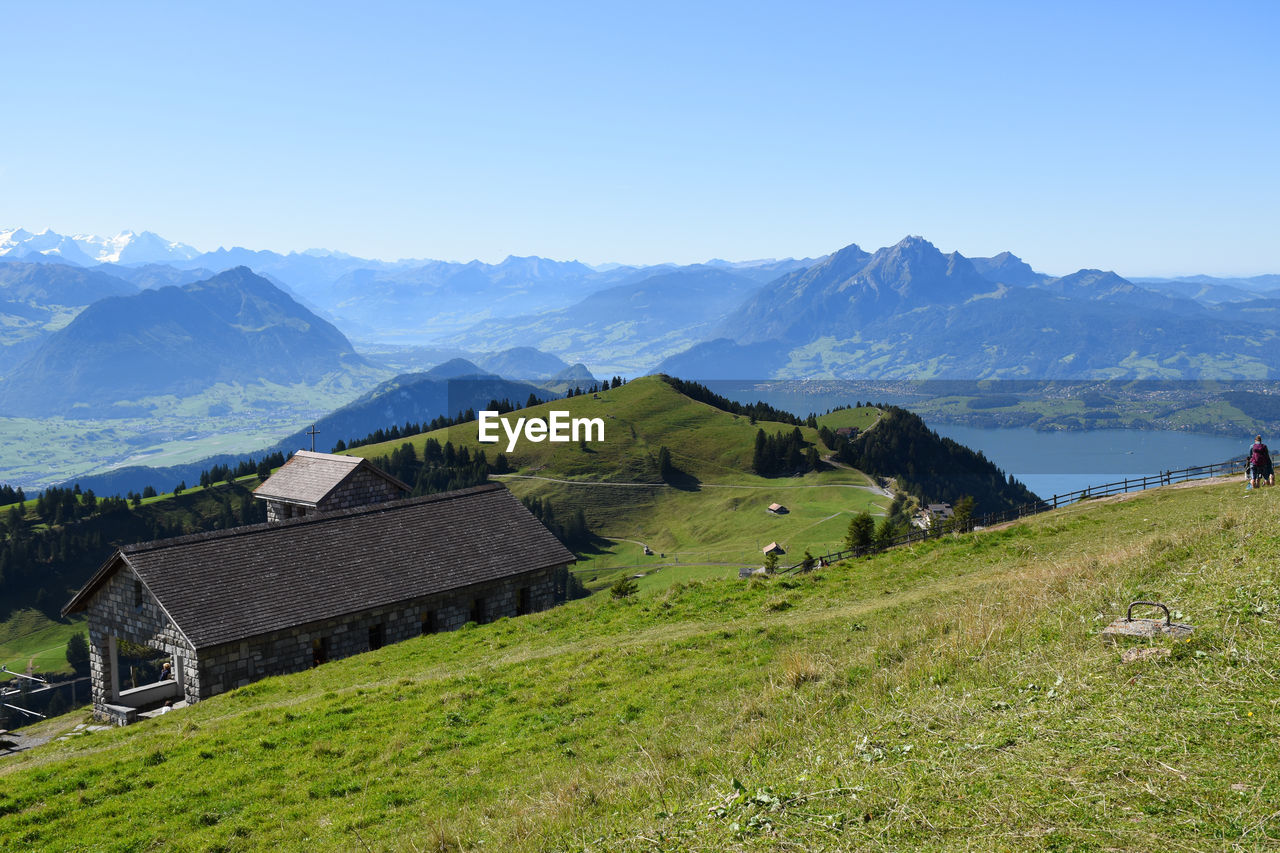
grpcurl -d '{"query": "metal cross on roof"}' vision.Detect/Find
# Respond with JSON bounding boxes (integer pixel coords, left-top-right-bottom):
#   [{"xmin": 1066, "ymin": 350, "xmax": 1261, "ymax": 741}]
[{"xmin": 306, "ymin": 424, "xmax": 320, "ymax": 452}]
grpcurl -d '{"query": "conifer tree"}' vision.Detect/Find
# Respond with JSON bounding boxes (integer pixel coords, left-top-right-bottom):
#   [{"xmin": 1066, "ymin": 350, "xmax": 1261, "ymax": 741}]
[{"xmin": 845, "ymin": 512, "xmax": 875, "ymax": 553}]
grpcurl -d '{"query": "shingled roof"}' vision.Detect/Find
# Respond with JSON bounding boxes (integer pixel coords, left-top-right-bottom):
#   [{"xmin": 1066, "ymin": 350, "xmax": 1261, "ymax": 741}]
[
  {"xmin": 252, "ymin": 450, "xmax": 409, "ymax": 507},
  {"xmin": 64, "ymin": 483, "xmax": 574, "ymax": 649}
]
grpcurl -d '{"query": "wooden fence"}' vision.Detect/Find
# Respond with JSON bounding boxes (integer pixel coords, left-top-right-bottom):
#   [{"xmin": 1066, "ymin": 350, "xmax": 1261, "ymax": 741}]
[{"xmin": 776, "ymin": 457, "xmax": 1247, "ymax": 573}]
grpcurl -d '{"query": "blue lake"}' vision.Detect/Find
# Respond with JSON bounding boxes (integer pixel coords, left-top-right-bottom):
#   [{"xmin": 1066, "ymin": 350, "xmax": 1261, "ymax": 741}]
[{"xmin": 926, "ymin": 424, "xmax": 1247, "ymax": 501}]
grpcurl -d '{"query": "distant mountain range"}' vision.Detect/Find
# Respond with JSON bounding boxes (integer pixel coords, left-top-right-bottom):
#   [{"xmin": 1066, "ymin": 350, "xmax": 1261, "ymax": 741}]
[
  {"xmin": 0, "ymin": 227, "xmax": 820, "ymax": 347},
  {"xmin": 658, "ymin": 236, "xmax": 1280, "ymax": 380},
  {"xmin": 5, "ymin": 225, "xmax": 1280, "ymax": 389},
  {"xmin": 1130, "ymin": 274, "xmax": 1280, "ymax": 304}
]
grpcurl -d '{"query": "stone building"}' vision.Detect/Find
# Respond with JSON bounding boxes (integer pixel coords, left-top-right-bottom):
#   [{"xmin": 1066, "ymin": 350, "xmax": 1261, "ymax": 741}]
[
  {"xmin": 252, "ymin": 449, "xmax": 410, "ymax": 522},
  {"xmin": 63, "ymin": 482, "xmax": 574, "ymax": 724}
]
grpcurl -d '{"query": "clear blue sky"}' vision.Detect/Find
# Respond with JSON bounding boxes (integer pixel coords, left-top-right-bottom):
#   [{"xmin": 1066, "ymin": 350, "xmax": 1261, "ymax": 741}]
[{"xmin": 2, "ymin": 1, "xmax": 1276, "ymax": 275}]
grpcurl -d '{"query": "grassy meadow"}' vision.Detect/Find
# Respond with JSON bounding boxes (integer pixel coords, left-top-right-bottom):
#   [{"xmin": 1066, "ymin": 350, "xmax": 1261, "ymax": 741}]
[{"xmin": 2, "ymin": 477, "xmax": 1277, "ymax": 850}]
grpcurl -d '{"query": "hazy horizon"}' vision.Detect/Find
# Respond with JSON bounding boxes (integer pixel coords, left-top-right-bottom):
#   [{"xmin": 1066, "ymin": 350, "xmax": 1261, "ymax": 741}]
[{"xmin": 4, "ymin": 225, "xmax": 1277, "ymax": 282}]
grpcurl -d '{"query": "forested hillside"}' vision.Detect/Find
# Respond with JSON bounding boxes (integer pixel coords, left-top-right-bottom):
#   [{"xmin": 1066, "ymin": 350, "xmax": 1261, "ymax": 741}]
[{"xmin": 833, "ymin": 405, "xmax": 1039, "ymax": 513}]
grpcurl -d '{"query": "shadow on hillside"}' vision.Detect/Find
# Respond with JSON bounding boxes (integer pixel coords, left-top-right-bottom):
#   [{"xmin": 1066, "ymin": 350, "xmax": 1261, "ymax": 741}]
[
  {"xmin": 662, "ymin": 470, "xmax": 702, "ymax": 492},
  {"xmin": 572, "ymin": 534, "xmax": 618, "ymax": 558}
]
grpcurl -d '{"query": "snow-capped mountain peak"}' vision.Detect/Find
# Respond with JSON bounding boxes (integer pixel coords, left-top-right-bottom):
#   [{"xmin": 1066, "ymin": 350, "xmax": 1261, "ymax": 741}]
[{"xmin": 0, "ymin": 228, "xmax": 200, "ymax": 265}]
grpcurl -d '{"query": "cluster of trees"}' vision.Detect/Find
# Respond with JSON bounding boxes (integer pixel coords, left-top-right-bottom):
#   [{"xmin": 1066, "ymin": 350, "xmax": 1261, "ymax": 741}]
[
  {"xmin": 122, "ymin": 486, "xmax": 158, "ymax": 507},
  {"xmin": 366, "ymin": 440, "xmax": 496, "ymax": 498},
  {"xmin": 0, "ymin": 484, "xmax": 26, "ymax": 506},
  {"xmin": 564, "ymin": 376, "xmax": 627, "ymax": 397},
  {"xmin": 828, "ymin": 406, "xmax": 1037, "ymax": 514},
  {"xmin": 752, "ymin": 428, "xmax": 820, "ymax": 477},
  {"xmin": 28, "ymin": 485, "xmax": 136, "ymax": 526}
]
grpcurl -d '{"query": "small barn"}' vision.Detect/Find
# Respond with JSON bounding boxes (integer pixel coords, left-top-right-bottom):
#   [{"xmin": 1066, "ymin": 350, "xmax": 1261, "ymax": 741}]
[
  {"xmin": 767, "ymin": 502, "xmax": 788, "ymax": 514},
  {"xmin": 763, "ymin": 542, "xmax": 785, "ymax": 556},
  {"xmin": 63, "ymin": 481, "xmax": 574, "ymax": 724},
  {"xmin": 252, "ymin": 450, "xmax": 409, "ymax": 521}
]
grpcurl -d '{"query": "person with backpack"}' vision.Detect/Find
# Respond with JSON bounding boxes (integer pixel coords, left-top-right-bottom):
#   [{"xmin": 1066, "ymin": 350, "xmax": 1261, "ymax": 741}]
[{"xmin": 1249, "ymin": 435, "xmax": 1273, "ymax": 488}]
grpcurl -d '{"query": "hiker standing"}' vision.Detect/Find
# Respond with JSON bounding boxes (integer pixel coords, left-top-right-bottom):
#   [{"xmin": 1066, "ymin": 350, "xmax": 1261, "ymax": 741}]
[{"xmin": 1250, "ymin": 435, "xmax": 1274, "ymax": 488}]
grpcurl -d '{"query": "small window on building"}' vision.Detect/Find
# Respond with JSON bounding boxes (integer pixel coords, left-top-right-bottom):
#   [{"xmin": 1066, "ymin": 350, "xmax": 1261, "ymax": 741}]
[
  {"xmin": 516, "ymin": 587, "xmax": 531, "ymax": 616},
  {"xmin": 421, "ymin": 610, "xmax": 437, "ymax": 635},
  {"xmin": 470, "ymin": 597, "xmax": 485, "ymax": 625},
  {"xmin": 134, "ymin": 579, "xmax": 144, "ymax": 609},
  {"xmin": 368, "ymin": 623, "xmax": 385, "ymax": 651}
]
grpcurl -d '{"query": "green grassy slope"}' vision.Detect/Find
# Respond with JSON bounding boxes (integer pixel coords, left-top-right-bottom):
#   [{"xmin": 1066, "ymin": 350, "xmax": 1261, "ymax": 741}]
[
  {"xmin": 3, "ymin": 479, "xmax": 1276, "ymax": 850},
  {"xmin": 348, "ymin": 376, "xmax": 888, "ymax": 574},
  {"xmin": 0, "ymin": 610, "xmax": 80, "ymax": 682}
]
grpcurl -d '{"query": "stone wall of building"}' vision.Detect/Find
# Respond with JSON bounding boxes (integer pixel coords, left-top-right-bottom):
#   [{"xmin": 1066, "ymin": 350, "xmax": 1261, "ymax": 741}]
[
  {"xmin": 192, "ymin": 565, "xmax": 564, "ymax": 699},
  {"xmin": 84, "ymin": 564, "xmax": 199, "ymax": 717}
]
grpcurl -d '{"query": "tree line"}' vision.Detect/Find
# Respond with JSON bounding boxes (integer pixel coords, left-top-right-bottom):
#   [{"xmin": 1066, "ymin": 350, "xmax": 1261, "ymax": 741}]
[
  {"xmin": 662, "ymin": 376, "xmax": 807, "ymax": 426},
  {"xmin": 564, "ymin": 376, "xmax": 627, "ymax": 397}
]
